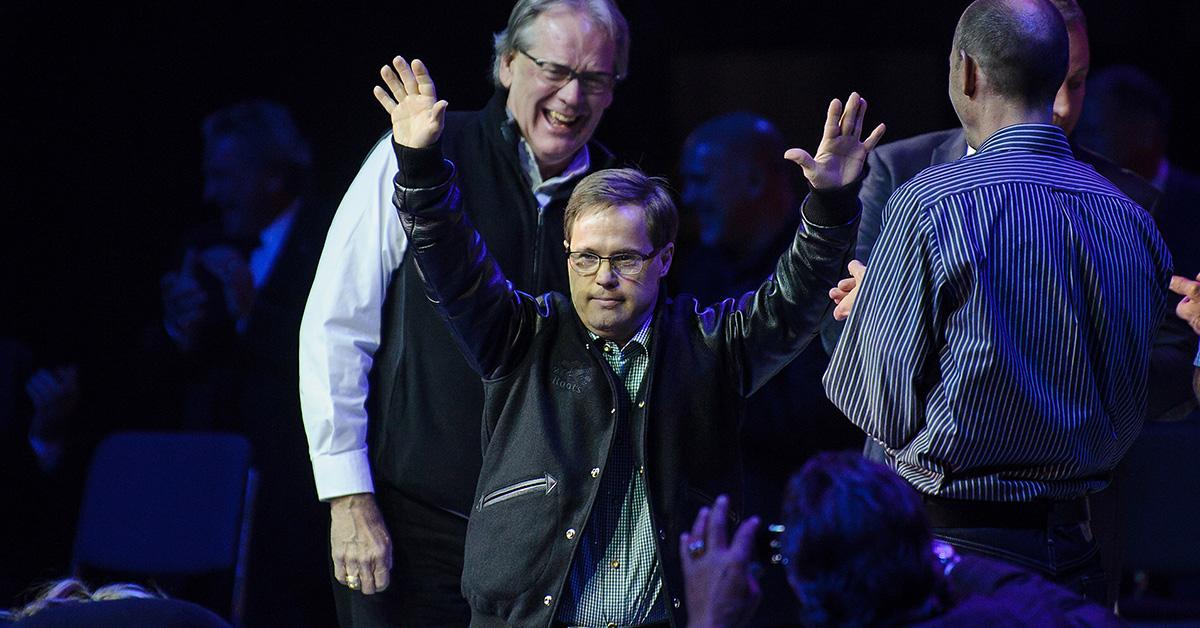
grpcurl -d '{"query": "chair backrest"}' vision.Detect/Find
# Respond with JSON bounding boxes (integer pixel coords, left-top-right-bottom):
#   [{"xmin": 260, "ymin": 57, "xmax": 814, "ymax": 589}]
[{"xmin": 72, "ymin": 432, "xmax": 255, "ymax": 621}]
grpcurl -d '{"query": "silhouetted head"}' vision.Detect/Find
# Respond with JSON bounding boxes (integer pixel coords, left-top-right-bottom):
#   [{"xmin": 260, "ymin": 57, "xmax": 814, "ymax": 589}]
[{"xmin": 782, "ymin": 452, "xmax": 947, "ymax": 626}]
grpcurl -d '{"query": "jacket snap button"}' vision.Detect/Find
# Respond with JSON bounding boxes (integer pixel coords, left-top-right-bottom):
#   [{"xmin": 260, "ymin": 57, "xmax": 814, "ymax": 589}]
[
  {"xmin": 591, "ymin": 467, "xmax": 600, "ymax": 478},
  {"xmin": 544, "ymin": 595, "xmax": 553, "ymax": 606},
  {"xmin": 610, "ymin": 407, "xmax": 616, "ymax": 414},
  {"xmin": 673, "ymin": 598, "xmax": 681, "ymax": 608},
  {"xmin": 658, "ymin": 528, "xmax": 666, "ymax": 540},
  {"xmin": 565, "ymin": 528, "xmax": 576, "ymax": 540},
  {"xmin": 638, "ymin": 400, "xmax": 645, "ymax": 408}
]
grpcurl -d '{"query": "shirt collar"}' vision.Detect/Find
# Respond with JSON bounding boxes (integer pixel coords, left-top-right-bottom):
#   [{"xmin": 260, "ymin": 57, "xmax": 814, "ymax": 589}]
[
  {"xmin": 974, "ymin": 123, "xmax": 1073, "ymax": 159},
  {"xmin": 588, "ymin": 314, "xmax": 653, "ymax": 354}
]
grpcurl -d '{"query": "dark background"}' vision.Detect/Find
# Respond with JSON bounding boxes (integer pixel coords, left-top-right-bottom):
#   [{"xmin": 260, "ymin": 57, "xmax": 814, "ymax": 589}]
[{"xmin": 2, "ymin": 0, "xmax": 1195, "ymax": 370}]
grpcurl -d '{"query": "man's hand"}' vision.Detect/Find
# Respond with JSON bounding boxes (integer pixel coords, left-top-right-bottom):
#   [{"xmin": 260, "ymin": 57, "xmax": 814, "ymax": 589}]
[
  {"xmin": 197, "ymin": 245, "xmax": 256, "ymax": 325},
  {"xmin": 373, "ymin": 56, "xmax": 449, "ymax": 150},
  {"xmin": 784, "ymin": 93, "xmax": 885, "ymax": 191},
  {"xmin": 161, "ymin": 249, "xmax": 208, "ymax": 352},
  {"xmin": 680, "ymin": 495, "xmax": 761, "ymax": 628},
  {"xmin": 830, "ymin": 260, "xmax": 867, "ymax": 321},
  {"xmin": 1169, "ymin": 274, "xmax": 1200, "ymax": 336},
  {"xmin": 330, "ymin": 493, "xmax": 392, "ymax": 595}
]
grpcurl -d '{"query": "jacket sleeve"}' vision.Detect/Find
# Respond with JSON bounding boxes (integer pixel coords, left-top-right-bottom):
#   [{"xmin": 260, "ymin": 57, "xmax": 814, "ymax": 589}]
[
  {"xmin": 712, "ymin": 181, "xmax": 861, "ymax": 398},
  {"xmin": 390, "ymin": 141, "xmax": 541, "ymax": 380}
]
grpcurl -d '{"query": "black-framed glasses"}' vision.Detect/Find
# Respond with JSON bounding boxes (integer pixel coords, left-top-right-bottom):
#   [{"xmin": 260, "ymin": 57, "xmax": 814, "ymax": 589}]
[
  {"xmin": 518, "ymin": 48, "xmax": 618, "ymax": 95},
  {"xmin": 567, "ymin": 248, "xmax": 660, "ymax": 277}
]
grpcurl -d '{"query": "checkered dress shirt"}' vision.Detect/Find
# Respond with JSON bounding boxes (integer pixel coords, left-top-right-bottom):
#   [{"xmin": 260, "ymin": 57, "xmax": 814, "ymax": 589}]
[{"xmin": 558, "ymin": 317, "xmax": 666, "ymax": 626}]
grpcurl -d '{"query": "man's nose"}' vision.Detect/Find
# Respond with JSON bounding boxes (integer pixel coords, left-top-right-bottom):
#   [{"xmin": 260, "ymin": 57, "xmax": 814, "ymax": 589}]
[
  {"xmin": 593, "ymin": 259, "xmax": 620, "ymax": 287},
  {"xmin": 556, "ymin": 76, "xmax": 585, "ymax": 105}
]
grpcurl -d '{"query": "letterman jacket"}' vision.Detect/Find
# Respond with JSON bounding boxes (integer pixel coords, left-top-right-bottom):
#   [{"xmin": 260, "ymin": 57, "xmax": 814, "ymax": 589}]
[{"xmin": 392, "ymin": 142, "xmax": 860, "ymax": 627}]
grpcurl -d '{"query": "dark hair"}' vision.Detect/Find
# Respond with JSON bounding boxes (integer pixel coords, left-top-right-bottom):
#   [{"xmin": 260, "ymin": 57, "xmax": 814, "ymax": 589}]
[
  {"xmin": 782, "ymin": 452, "xmax": 946, "ymax": 627},
  {"xmin": 563, "ymin": 168, "xmax": 678, "ymax": 250},
  {"xmin": 952, "ymin": 0, "xmax": 1070, "ymax": 108},
  {"xmin": 202, "ymin": 99, "xmax": 313, "ymax": 194}
]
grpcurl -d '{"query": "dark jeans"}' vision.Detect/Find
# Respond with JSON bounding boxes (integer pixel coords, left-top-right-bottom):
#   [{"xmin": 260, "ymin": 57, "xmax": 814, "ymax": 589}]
[
  {"xmin": 933, "ymin": 522, "xmax": 1109, "ymax": 607},
  {"xmin": 331, "ymin": 483, "xmax": 471, "ymax": 627}
]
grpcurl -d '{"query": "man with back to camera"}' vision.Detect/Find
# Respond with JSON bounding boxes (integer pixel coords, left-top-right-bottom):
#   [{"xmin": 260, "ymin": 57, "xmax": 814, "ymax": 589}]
[
  {"xmin": 823, "ymin": 0, "xmax": 1172, "ymax": 606},
  {"xmin": 373, "ymin": 52, "xmax": 883, "ymax": 625},
  {"xmin": 298, "ymin": 1, "xmax": 628, "ymax": 624}
]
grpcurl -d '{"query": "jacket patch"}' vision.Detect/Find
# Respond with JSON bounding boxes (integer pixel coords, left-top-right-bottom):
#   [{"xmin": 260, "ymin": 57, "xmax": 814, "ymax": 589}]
[{"xmin": 552, "ymin": 361, "xmax": 592, "ymax": 394}]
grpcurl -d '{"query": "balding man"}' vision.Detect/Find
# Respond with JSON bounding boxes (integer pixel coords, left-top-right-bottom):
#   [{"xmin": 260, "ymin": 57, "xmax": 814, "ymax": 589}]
[{"xmin": 825, "ymin": 0, "xmax": 1172, "ymax": 606}]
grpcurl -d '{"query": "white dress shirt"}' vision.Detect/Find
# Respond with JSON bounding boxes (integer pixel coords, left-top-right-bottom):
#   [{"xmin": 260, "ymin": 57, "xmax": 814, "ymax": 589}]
[{"xmin": 299, "ymin": 129, "xmax": 590, "ymax": 501}]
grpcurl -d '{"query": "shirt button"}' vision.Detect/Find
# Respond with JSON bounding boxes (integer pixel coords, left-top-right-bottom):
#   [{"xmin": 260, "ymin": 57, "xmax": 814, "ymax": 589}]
[
  {"xmin": 544, "ymin": 595, "xmax": 553, "ymax": 606},
  {"xmin": 639, "ymin": 465, "xmax": 645, "ymax": 475},
  {"xmin": 565, "ymin": 528, "xmax": 576, "ymax": 540},
  {"xmin": 591, "ymin": 467, "xmax": 600, "ymax": 478},
  {"xmin": 673, "ymin": 598, "xmax": 681, "ymax": 609},
  {"xmin": 611, "ymin": 560, "xmax": 620, "ymax": 569}
]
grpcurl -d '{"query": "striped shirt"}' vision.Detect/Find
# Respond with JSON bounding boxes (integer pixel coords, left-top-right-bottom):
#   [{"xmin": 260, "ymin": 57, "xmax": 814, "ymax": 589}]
[
  {"xmin": 559, "ymin": 317, "xmax": 666, "ymax": 626},
  {"xmin": 825, "ymin": 124, "xmax": 1172, "ymax": 502}
]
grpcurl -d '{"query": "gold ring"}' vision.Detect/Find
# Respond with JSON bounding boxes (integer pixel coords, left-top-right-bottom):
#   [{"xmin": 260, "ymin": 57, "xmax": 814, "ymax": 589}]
[{"xmin": 346, "ymin": 575, "xmax": 361, "ymax": 591}]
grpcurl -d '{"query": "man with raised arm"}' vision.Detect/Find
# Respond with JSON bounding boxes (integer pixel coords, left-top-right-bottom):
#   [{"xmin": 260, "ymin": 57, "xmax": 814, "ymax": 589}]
[
  {"xmin": 300, "ymin": 2, "xmax": 628, "ymax": 624},
  {"xmin": 375, "ymin": 56, "xmax": 882, "ymax": 626}
]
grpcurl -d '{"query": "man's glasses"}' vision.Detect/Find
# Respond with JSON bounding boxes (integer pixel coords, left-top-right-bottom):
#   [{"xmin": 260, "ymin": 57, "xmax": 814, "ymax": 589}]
[
  {"xmin": 518, "ymin": 49, "xmax": 618, "ymax": 95},
  {"xmin": 567, "ymin": 248, "xmax": 659, "ymax": 277}
]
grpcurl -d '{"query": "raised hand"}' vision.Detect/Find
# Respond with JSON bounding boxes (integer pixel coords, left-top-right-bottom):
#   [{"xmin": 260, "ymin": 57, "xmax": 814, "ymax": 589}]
[
  {"xmin": 784, "ymin": 93, "xmax": 885, "ymax": 191},
  {"xmin": 680, "ymin": 495, "xmax": 762, "ymax": 628},
  {"xmin": 373, "ymin": 56, "xmax": 448, "ymax": 149}
]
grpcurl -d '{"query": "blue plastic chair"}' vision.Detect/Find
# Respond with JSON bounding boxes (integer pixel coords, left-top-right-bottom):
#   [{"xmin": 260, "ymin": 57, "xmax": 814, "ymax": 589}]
[{"xmin": 72, "ymin": 432, "xmax": 256, "ymax": 625}]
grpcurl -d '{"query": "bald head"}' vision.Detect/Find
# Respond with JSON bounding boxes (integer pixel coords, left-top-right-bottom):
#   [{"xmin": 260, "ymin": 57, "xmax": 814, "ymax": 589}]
[{"xmin": 952, "ymin": 0, "xmax": 1070, "ymax": 109}]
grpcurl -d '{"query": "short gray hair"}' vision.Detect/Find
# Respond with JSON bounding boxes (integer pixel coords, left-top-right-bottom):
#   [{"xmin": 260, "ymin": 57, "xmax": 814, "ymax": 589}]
[{"xmin": 491, "ymin": 0, "xmax": 630, "ymax": 87}]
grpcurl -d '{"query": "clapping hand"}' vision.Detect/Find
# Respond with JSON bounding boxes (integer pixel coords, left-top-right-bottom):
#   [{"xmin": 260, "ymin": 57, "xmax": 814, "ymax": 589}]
[{"xmin": 373, "ymin": 56, "xmax": 448, "ymax": 150}]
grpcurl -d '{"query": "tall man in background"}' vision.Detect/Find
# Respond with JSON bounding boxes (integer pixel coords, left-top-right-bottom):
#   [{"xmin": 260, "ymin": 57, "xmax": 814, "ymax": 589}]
[
  {"xmin": 825, "ymin": 0, "xmax": 1172, "ymax": 606},
  {"xmin": 299, "ymin": 1, "xmax": 628, "ymax": 624}
]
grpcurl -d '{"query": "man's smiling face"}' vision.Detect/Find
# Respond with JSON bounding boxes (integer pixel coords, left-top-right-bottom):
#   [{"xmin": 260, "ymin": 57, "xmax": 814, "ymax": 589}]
[{"xmin": 499, "ymin": 6, "xmax": 616, "ymax": 178}]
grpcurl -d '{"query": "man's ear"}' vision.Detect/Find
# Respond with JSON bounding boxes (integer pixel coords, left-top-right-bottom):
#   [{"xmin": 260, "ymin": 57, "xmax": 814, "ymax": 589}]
[
  {"xmin": 563, "ymin": 239, "xmax": 570, "ymax": 252},
  {"xmin": 960, "ymin": 51, "xmax": 978, "ymax": 99},
  {"xmin": 498, "ymin": 51, "xmax": 516, "ymax": 89},
  {"xmin": 658, "ymin": 242, "xmax": 674, "ymax": 277}
]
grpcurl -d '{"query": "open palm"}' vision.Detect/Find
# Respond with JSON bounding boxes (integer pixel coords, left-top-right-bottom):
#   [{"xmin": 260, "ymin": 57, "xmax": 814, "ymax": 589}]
[
  {"xmin": 785, "ymin": 92, "xmax": 885, "ymax": 191},
  {"xmin": 373, "ymin": 55, "xmax": 448, "ymax": 149}
]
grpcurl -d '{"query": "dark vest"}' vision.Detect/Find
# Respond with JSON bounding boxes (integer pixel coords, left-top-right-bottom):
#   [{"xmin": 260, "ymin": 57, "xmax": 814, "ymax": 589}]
[{"xmin": 368, "ymin": 90, "xmax": 614, "ymax": 516}]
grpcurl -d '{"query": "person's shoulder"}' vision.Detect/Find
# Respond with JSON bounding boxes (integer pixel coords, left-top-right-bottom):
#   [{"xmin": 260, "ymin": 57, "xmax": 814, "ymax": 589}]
[
  {"xmin": 873, "ymin": 128, "xmax": 964, "ymax": 164},
  {"xmin": 1073, "ymin": 143, "xmax": 1160, "ymax": 211}
]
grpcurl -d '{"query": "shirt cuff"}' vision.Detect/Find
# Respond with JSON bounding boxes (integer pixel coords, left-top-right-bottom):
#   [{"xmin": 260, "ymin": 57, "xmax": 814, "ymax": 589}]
[
  {"xmin": 392, "ymin": 141, "xmax": 452, "ymax": 190},
  {"xmin": 310, "ymin": 448, "xmax": 376, "ymax": 501}
]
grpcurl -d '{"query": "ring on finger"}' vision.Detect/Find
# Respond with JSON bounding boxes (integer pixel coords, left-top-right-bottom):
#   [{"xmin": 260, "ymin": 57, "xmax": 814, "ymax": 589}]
[
  {"xmin": 345, "ymin": 574, "xmax": 361, "ymax": 591},
  {"xmin": 687, "ymin": 539, "xmax": 706, "ymax": 558}
]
